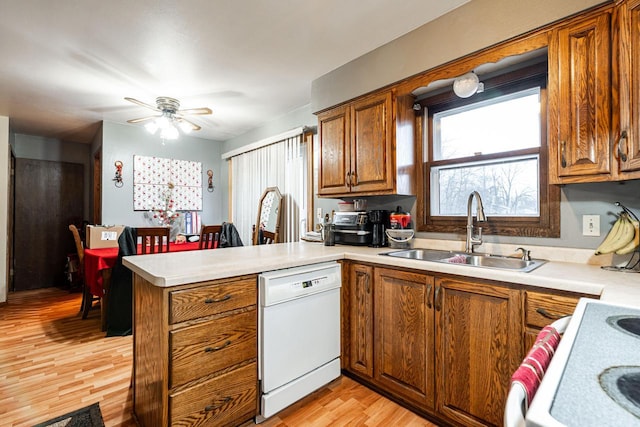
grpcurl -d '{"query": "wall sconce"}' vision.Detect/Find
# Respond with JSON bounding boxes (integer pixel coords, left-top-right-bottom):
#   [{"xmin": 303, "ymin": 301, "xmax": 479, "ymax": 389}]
[
  {"xmin": 113, "ymin": 160, "xmax": 123, "ymax": 187},
  {"xmin": 453, "ymin": 71, "xmax": 484, "ymax": 98},
  {"xmin": 207, "ymin": 169, "xmax": 214, "ymax": 192}
]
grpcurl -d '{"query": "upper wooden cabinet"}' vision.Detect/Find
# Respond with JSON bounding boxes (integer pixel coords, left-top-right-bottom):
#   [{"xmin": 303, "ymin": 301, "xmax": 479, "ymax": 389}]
[
  {"xmin": 548, "ymin": 8, "xmax": 612, "ymax": 183},
  {"xmin": 317, "ymin": 91, "xmax": 415, "ymax": 196},
  {"xmin": 549, "ymin": 0, "xmax": 640, "ymax": 183},
  {"xmin": 616, "ymin": 0, "xmax": 640, "ymax": 176}
]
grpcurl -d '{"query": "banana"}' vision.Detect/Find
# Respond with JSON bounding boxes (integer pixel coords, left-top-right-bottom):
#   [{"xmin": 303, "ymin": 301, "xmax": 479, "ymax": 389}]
[
  {"xmin": 610, "ymin": 214, "xmax": 636, "ymax": 253},
  {"xmin": 616, "ymin": 218, "xmax": 640, "ymax": 255},
  {"xmin": 595, "ymin": 213, "xmax": 625, "ymax": 255}
]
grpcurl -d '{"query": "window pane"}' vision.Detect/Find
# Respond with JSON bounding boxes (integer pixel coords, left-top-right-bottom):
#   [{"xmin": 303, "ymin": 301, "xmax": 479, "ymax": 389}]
[
  {"xmin": 433, "ymin": 88, "xmax": 541, "ymax": 161},
  {"xmin": 431, "ymin": 156, "xmax": 540, "ymax": 216}
]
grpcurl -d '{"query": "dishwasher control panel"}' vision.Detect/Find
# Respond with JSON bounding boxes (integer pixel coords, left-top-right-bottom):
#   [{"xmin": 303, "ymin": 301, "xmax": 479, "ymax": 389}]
[{"xmin": 259, "ymin": 262, "xmax": 341, "ymax": 306}]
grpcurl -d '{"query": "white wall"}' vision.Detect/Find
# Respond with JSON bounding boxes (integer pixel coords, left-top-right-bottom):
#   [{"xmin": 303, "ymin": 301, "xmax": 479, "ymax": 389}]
[
  {"xmin": 311, "ymin": 0, "xmax": 608, "ymax": 112},
  {"xmin": 100, "ymin": 121, "xmax": 225, "ymax": 227},
  {"xmin": 0, "ymin": 117, "xmax": 8, "ymax": 303}
]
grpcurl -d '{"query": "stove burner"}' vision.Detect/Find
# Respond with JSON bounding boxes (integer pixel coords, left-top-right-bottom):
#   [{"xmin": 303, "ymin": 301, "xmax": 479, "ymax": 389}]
[
  {"xmin": 599, "ymin": 366, "xmax": 640, "ymax": 419},
  {"xmin": 606, "ymin": 315, "xmax": 640, "ymax": 338}
]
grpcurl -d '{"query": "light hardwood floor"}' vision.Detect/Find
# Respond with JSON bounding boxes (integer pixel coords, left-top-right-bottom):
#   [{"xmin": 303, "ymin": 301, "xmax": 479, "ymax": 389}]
[{"xmin": 0, "ymin": 287, "xmax": 438, "ymax": 427}]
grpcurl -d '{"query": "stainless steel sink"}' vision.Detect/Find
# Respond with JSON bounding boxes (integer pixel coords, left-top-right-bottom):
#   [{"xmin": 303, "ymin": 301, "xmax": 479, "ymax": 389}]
[{"xmin": 380, "ymin": 249, "xmax": 546, "ymax": 273}]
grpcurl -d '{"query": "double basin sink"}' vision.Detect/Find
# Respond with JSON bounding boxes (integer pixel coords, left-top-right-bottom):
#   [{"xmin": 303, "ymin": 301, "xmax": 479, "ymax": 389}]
[{"xmin": 381, "ymin": 248, "xmax": 546, "ymax": 273}]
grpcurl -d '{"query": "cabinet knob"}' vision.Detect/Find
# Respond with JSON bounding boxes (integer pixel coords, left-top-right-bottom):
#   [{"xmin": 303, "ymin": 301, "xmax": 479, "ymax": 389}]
[
  {"xmin": 351, "ymin": 171, "xmax": 358, "ymax": 186},
  {"xmin": 426, "ymin": 284, "xmax": 433, "ymax": 309},
  {"xmin": 346, "ymin": 171, "xmax": 352, "ymax": 187}
]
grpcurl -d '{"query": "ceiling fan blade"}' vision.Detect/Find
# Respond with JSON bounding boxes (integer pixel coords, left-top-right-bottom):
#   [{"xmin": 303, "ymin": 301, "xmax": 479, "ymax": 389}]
[
  {"xmin": 127, "ymin": 115, "xmax": 160, "ymax": 124},
  {"xmin": 124, "ymin": 97, "xmax": 160, "ymax": 112},
  {"xmin": 177, "ymin": 107, "xmax": 212, "ymax": 115},
  {"xmin": 177, "ymin": 117, "xmax": 201, "ymax": 131}
]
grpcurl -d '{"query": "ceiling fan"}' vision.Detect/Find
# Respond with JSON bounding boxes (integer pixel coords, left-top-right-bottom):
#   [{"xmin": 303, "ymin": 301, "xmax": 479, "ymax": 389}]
[{"xmin": 125, "ymin": 96, "xmax": 212, "ymax": 139}]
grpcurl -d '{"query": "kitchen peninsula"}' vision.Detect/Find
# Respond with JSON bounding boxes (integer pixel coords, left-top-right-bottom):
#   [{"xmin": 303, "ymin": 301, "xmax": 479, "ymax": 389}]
[{"xmin": 124, "ymin": 241, "xmax": 640, "ymax": 426}]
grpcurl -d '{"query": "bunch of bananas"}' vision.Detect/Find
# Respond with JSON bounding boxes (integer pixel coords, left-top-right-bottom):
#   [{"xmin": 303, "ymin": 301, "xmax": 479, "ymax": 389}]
[{"xmin": 595, "ymin": 212, "xmax": 640, "ymax": 255}]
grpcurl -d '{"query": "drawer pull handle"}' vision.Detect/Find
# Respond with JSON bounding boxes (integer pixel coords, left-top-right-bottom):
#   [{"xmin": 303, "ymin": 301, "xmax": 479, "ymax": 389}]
[
  {"xmin": 204, "ymin": 295, "xmax": 231, "ymax": 304},
  {"xmin": 204, "ymin": 340, "xmax": 231, "ymax": 353},
  {"xmin": 204, "ymin": 396, "xmax": 232, "ymax": 412},
  {"xmin": 536, "ymin": 308, "xmax": 570, "ymax": 320}
]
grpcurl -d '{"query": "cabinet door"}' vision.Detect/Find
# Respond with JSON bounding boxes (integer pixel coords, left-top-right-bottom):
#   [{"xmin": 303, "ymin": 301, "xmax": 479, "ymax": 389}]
[
  {"xmin": 350, "ymin": 91, "xmax": 394, "ymax": 193},
  {"xmin": 551, "ymin": 12, "xmax": 612, "ymax": 181},
  {"xmin": 374, "ymin": 267, "xmax": 434, "ymax": 409},
  {"xmin": 318, "ymin": 105, "xmax": 350, "ymax": 195},
  {"xmin": 348, "ymin": 263, "xmax": 374, "ymax": 379},
  {"xmin": 617, "ymin": 0, "xmax": 640, "ymax": 175},
  {"xmin": 435, "ymin": 278, "xmax": 522, "ymax": 427}
]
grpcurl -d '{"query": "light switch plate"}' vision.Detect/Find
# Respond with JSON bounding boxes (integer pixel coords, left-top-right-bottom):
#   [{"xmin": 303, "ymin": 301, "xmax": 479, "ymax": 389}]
[{"xmin": 583, "ymin": 215, "xmax": 600, "ymax": 236}]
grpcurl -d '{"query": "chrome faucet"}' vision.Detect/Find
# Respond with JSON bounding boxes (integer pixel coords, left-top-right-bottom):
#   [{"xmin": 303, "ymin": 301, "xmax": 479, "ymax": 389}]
[{"xmin": 465, "ymin": 191, "xmax": 487, "ymax": 253}]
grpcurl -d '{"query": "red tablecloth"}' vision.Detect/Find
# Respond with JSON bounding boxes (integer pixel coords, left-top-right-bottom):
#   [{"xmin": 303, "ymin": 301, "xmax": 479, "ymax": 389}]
[{"xmin": 83, "ymin": 241, "xmax": 201, "ymax": 296}]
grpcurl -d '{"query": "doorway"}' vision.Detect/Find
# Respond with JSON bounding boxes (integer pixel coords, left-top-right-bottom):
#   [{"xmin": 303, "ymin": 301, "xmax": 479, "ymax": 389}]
[{"xmin": 13, "ymin": 159, "xmax": 84, "ymax": 291}]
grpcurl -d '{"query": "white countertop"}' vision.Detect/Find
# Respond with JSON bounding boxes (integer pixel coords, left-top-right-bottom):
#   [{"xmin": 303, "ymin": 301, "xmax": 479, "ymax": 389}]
[{"xmin": 122, "ymin": 241, "xmax": 640, "ymax": 305}]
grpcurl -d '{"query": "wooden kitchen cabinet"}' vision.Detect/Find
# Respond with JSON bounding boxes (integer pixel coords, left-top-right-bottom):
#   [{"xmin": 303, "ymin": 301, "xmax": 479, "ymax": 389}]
[
  {"xmin": 346, "ymin": 263, "xmax": 374, "ymax": 379},
  {"xmin": 548, "ymin": 8, "xmax": 612, "ymax": 183},
  {"xmin": 317, "ymin": 90, "xmax": 415, "ymax": 196},
  {"xmin": 133, "ymin": 274, "xmax": 258, "ymax": 427},
  {"xmin": 523, "ymin": 290, "xmax": 581, "ymax": 353},
  {"xmin": 434, "ymin": 277, "xmax": 522, "ymax": 427},
  {"xmin": 615, "ymin": 0, "xmax": 640, "ymax": 177},
  {"xmin": 374, "ymin": 267, "xmax": 435, "ymax": 410}
]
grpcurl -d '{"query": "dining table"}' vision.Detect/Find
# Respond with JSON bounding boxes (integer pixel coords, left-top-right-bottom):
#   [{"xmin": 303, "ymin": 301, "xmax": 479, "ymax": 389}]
[{"xmin": 83, "ymin": 241, "xmax": 202, "ymax": 331}]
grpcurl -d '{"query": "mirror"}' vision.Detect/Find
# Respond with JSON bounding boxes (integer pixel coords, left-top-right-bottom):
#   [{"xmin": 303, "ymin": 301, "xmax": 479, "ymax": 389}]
[{"xmin": 253, "ymin": 187, "xmax": 282, "ymax": 244}]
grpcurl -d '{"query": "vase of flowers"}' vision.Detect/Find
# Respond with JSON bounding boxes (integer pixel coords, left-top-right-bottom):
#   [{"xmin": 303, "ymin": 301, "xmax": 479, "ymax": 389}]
[{"xmin": 144, "ymin": 182, "xmax": 182, "ymax": 241}]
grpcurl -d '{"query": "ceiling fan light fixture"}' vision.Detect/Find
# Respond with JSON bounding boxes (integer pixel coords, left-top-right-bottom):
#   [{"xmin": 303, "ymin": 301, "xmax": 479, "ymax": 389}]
[
  {"xmin": 177, "ymin": 119, "xmax": 193, "ymax": 134},
  {"xmin": 160, "ymin": 124, "xmax": 179, "ymax": 140},
  {"xmin": 453, "ymin": 71, "xmax": 482, "ymax": 98}
]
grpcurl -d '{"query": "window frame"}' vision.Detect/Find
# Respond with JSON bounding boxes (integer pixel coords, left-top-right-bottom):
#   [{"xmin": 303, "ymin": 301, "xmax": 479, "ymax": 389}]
[{"xmin": 416, "ymin": 62, "xmax": 560, "ymax": 237}]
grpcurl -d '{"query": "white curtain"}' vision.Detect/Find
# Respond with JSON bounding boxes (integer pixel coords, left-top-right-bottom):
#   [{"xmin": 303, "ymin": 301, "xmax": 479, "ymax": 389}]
[{"xmin": 230, "ymin": 133, "xmax": 307, "ymax": 245}]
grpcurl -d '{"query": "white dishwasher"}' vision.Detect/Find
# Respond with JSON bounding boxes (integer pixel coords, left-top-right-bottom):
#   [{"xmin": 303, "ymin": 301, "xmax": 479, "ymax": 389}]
[{"xmin": 257, "ymin": 261, "xmax": 341, "ymax": 423}]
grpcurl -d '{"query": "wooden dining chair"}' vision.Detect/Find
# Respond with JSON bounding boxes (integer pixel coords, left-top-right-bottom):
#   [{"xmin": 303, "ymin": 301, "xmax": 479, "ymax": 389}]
[
  {"xmin": 69, "ymin": 224, "xmax": 100, "ymax": 318},
  {"xmin": 253, "ymin": 224, "xmax": 279, "ymax": 245},
  {"xmin": 199, "ymin": 224, "xmax": 222, "ymax": 249},
  {"xmin": 136, "ymin": 227, "xmax": 170, "ymax": 254}
]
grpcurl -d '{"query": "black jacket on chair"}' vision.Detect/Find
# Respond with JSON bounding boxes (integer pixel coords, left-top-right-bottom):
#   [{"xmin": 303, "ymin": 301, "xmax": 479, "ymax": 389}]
[
  {"xmin": 106, "ymin": 226, "xmax": 137, "ymax": 336},
  {"xmin": 220, "ymin": 222, "xmax": 243, "ymax": 247}
]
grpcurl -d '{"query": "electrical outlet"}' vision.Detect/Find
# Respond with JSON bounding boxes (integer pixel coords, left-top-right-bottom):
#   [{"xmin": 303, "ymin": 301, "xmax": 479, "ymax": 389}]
[
  {"xmin": 583, "ymin": 215, "xmax": 600, "ymax": 236},
  {"xmin": 317, "ymin": 208, "xmax": 323, "ymax": 220}
]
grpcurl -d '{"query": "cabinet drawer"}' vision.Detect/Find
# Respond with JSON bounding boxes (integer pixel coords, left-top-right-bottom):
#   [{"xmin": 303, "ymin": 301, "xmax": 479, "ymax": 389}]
[
  {"xmin": 170, "ymin": 361, "xmax": 257, "ymax": 427},
  {"xmin": 170, "ymin": 277, "xmax": 256, "ymax": 324},
  {"xmin": 526, "ymin": 291, "xmax": 579, "ymax": 328},
  {"xmin": 170, "ymin": 309, "xmax": 257, "ymax": 388}
]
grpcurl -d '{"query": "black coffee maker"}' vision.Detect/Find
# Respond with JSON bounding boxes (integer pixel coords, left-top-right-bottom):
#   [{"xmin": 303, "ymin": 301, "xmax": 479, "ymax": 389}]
[{"xmin": 368, "ymin": 210, "xmax": 390, "ymax": 247}]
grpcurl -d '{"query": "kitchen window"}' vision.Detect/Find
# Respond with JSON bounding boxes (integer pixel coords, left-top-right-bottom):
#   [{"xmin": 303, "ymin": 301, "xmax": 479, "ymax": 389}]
[{"xmin": 417, "ymin": 62, "xmax": 560, "ymax": 237}]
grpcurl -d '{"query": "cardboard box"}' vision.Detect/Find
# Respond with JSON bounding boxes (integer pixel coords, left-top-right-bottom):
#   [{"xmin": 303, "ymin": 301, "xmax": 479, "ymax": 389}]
[{"xmin": 86, "ymin": 225, "xmax": 125, "ymax": 249}]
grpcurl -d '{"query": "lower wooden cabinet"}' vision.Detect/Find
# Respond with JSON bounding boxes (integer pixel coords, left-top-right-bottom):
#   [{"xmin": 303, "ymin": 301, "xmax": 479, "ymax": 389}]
[
  {"xmin": 435, "ymin": 277, "xmax": 522, "ymax": 427},
  {"xmin": 524, "ymin": 290, "xmax": 581, "ymax": 353},
  {"xmin": 133, "ymin": 274, "xmax": 258, "ymax": 427},
  {"xmin": 374, "ymin": 268, "xmax": 435, "ymax": 410},
  {"xmin": 343, "ymin": 262, "xmax": 534, "ymax": 427}
]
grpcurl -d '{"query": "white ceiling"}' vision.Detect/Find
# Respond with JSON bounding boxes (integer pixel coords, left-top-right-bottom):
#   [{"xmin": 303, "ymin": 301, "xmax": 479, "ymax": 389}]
[{"xmin": 0, "ymin": 0, "xmax": 470, "ymax": 144}]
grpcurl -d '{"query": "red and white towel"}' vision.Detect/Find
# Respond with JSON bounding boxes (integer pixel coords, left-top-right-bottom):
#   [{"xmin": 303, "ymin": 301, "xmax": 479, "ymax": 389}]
[{"xmin": 511, "ymin": 325, "xmax": 562, "ymax": 405}]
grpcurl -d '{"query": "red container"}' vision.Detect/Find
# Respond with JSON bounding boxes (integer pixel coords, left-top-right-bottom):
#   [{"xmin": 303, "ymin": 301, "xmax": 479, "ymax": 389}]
[{"xmin": 390, "ymin": 206, "xmax": 411, "ymax": 229}]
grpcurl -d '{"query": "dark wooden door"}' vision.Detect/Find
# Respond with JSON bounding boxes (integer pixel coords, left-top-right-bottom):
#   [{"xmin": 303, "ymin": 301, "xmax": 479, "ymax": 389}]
[{"xmin": 14, "ymin": 159, "xmax": 83, "ymax": 291}]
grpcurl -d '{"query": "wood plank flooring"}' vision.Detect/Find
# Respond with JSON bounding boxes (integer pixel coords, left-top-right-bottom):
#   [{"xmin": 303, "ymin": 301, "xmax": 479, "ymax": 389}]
[{"xmin": 0, "ymin": 287, "xmax": 438, "ymax": 427}]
